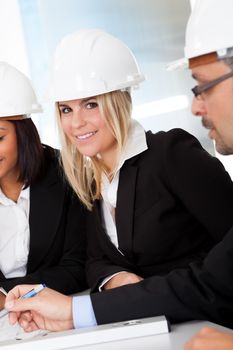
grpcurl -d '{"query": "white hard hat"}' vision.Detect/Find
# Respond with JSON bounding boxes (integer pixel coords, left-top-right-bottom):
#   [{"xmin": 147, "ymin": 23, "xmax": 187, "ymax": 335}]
[
  {"xmin": 48, "ymin": 29, "xmax": 145, "ymax": 101},
  {"xmin": 0, "ymin": 62, "xmax": 42, "ymax": 117},
  {"xmin": 168, "ymin": 0, "xmax": 233, "ymax": 70}
]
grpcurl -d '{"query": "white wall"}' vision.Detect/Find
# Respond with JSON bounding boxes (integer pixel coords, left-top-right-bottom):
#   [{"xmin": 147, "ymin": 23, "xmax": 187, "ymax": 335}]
[{"xmin": 0, "ymin": 0, "xmax": 29, "ymax": 75}]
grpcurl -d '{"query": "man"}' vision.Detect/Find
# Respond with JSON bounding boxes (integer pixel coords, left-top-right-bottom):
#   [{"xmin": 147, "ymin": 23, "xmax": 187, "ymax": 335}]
[
  {"xmin": 176, "ymin": 0, "xmax": 233, "ymax": 348},
  {"xmin": 4, "ymin": 0, "xmax": 233, "ymax": 339}
]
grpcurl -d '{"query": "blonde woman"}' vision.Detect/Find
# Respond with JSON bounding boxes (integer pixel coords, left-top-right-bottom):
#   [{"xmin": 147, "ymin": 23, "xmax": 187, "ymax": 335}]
[
  {"xmin": 5, "ymin": 29, "xmax": 233, "ymax": 330},
  {"xmin": 53, "ymin": 30, "xmax": 233, "ymax": 294}
]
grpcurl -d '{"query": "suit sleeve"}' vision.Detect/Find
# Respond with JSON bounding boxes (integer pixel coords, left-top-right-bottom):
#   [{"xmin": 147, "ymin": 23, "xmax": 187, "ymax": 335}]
[
  {"xmin": 162, "ymin": 129, "xmax": 233, "ymax": 241},
  {"xmin": 0, "ymin": 192, "xmax": 88, "ymax": 294},
  {"xmin": 90, "ymin": 225, "xmax": 233, "ymax": 328}
]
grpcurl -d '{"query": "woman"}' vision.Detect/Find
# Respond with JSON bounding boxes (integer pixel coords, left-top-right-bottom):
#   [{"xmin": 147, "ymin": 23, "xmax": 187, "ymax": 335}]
[
  {"xmin": 52, "ymin": 29, "xmax": 233, "ymax": 292},
  {"xmin": 0, "ymin": 62, "xmax": 87, "ymax": 302}
]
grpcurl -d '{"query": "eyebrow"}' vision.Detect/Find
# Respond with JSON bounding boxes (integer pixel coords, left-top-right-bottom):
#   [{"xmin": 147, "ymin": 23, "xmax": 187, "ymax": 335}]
[
  {"xmin": 192, "ymin": 73, "xmax": 209, "ymax": 83},
  {"xmin": 58, "ymin": 103, "xmax": 69, "ymax": 107},
  {"xmin": 0, "ymin": 127, "xmax": 6, "ymax": 131},
  {"xmin": 192, "ymin": 73, "xmax": 203, "ymax": 80}
]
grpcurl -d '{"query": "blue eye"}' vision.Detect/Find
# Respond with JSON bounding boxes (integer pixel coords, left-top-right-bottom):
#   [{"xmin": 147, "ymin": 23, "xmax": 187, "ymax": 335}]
[{"xmin": 60, "ymin": 107, "xmax": 72, "ymax": 114}]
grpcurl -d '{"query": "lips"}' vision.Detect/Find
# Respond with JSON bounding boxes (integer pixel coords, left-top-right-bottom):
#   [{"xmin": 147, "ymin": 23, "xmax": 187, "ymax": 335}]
[{"xmin": 75, "ymin": 131, "xmax": 97, "ymax": 140}]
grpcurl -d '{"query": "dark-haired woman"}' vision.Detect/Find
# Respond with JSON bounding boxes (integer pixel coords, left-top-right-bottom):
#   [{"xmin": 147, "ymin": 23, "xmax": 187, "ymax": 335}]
[{"xmin": 0, "ymin": 62, "xmax": 87, "ymax": 302}]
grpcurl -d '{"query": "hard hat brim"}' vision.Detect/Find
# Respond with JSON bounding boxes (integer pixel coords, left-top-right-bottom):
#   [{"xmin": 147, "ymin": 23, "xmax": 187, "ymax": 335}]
[{"xmin": 166, "ymin": 57, "xmax": 188, "ymax": 71}]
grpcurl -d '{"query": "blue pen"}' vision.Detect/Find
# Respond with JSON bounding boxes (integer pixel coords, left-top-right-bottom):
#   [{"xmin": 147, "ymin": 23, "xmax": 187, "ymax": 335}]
[
  {"xmin": 21, "ymin": 284, "xmax": 46, "ymax": 299},
  {"xmin": 0, "ymin": 283, "xmax": 46, "ymax": 318}
]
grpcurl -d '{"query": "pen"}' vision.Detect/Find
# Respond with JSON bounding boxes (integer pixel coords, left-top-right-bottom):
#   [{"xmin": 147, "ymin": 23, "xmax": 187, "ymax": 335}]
[
  {"xmin": 21, "ymin": 283, "xmax": 46, "ymax": 299},
  {"xmin": 0, "ymin": 283, "xmax": 46, "ymax": 318}
]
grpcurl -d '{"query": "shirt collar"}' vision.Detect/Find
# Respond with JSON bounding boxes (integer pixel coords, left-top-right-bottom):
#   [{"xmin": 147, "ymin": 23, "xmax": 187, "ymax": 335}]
[
  {"xmin": 0, "ymin": 186, "xmax": 30, "ymax": 205},
  {"xmin": 116, "ymin": 119, "xmax": 148, "ymax": 172},
  {"xmin": 20, "ymin": 187, "xmax": 30, "ymax": 200}
]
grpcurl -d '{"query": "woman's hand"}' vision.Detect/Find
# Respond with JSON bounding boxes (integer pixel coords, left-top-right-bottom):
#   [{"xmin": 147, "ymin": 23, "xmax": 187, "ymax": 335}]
[
  {"xmin": 104, "ymin": 272, "xmax": 143, "ymax": 290},
  {"xmin": 185, "ymin": 327, "xmax": 233, "ymax": 350},
  {"xmin": 5, "ymin": 285, "xmax": 74, "ymax": 332}
]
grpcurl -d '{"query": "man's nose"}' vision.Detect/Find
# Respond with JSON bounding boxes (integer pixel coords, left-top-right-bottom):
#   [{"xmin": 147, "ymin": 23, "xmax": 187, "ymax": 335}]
[{"xmin": 191, "ymin": 96, "xmax": 207, "ymax": 117}]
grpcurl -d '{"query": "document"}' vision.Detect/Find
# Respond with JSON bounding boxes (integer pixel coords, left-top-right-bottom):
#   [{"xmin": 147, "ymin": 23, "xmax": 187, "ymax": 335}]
[
  {"xmin": 0, "ymin": 313, "xmax": 48, "ymax": 343},
  {"xmin": 0, "ymin": 284, "xmax": 48, "ymax": 343}
]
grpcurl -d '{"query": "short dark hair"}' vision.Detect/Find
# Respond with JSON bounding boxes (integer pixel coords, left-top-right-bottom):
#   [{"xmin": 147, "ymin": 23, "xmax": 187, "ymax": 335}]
[{"xmin": 10, "ymin": 118, "xmax": 44, "ymax": 188}]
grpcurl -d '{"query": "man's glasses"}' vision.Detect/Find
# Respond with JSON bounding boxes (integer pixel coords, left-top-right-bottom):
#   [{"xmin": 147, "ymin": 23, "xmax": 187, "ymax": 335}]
[{"xmin": 192, "ymin": 70, "xmax": 233, "ymax": 97}]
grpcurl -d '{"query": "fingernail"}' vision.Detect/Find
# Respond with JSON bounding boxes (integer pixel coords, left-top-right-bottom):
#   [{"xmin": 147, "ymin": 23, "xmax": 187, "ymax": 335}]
[{"xmin": 5, "ymin": 301, "xmax": 14, "ymax": 309}]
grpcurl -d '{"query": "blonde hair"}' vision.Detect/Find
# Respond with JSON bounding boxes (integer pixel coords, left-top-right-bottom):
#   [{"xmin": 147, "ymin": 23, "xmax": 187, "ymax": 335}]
[{"xmin": 56, "ymin": 90, "xmax": 132, "ymax": 210}]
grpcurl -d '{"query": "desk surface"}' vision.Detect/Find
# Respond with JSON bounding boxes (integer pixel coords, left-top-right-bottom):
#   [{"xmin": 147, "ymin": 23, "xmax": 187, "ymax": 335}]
[{"xmin": 64, "ymin": 321, "xmax": 233, "ymax": 350}]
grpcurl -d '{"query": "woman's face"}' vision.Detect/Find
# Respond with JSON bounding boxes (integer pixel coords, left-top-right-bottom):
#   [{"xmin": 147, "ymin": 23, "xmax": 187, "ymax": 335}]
[
  {"xmin": 0, "ymin": 120, "xmax": 19, "ymax": 184},
  {"xmin": 59, "ymin": 97, "xmax": 117, "ymax": 171}
]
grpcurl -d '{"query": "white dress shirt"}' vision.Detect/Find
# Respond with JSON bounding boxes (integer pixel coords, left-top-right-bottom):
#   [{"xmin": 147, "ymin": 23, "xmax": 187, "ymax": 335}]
[{"xmin": 0, "ymin": 187, "xmax": 30, "ymax": 278}]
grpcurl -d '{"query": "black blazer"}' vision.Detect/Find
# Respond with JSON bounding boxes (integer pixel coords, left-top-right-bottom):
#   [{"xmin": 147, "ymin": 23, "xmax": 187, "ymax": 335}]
[
  {"xmin": 91, "ymin": 224, "xmax": 233, "ymax": 329},
  {"xmin": 0, "ymin": 145, "xmax": 87, "ymax": 294},
  {"xmin": 87, "ymin": 129, "xmax": 233, "ymax": 293}
]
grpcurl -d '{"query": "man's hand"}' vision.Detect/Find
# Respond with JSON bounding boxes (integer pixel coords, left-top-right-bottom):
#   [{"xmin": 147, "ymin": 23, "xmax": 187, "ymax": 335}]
[
  {"xmin": 185, "ymin": 327, "xmax": 233, "ymax": 350},
  {"xmin": 104, "ymin": 272, "xmax": 143, "ymax": 290},
  {"xmin": 5, "ymin": 285, "xmax": 74, "ymax": 332}
]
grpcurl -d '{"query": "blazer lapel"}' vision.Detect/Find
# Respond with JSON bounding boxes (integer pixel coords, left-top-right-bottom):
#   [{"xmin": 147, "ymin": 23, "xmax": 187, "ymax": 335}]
[
  {"xmin": 0, "ymin": 270, "xmax": 6, "ymax": 282},
  {"xmin": 92, "ymin": 156, "xmax": 139, "ymax": 263},
  {"xmin": 115, "ymin": 163, "xmax": 137, "ymax": 259},
  {"xmin": 27, "ymin": 165, "xmax": 65, "ymax": 273},
  {"xmin": 92, "ymin": 202, "xmax": 122, "ymax": 259}
]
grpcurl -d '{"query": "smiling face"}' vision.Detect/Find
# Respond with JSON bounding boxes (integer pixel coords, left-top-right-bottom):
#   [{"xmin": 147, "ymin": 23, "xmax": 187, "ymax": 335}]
[
  {"xmin": 58, "ymin": 97, "xmax": 117, "ymax": 171},
  {"xmin": 0, "ymin": 120, "xmax": 19, "ymax": 186},
  {"xmin": 191, "ymin": 60, "xmax": 233, "ymax": 155}
]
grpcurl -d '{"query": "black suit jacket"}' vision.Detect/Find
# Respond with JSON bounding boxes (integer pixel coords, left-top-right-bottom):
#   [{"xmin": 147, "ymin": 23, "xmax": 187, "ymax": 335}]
[
  {"xmin": 0, "ymin": 145, "xmax": 87, "ymax": 294},
  {"xmin": 87, "ymin": 129, "xmax": 233, "ymax": 294},
  {"xmin": 91, "ymin": 224, "xmax": 233, "ymax": 329}
]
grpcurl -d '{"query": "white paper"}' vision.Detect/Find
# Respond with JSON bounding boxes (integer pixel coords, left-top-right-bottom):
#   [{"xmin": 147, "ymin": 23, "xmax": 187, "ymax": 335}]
[{"xmin": 0, "ymin": 313, "xmax": 48, "ymax": 342}]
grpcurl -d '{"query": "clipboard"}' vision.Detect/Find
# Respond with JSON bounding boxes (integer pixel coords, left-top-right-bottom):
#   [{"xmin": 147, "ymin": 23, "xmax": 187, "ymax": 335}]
[{"xmin": 0, "ymin": 315, "xmax": 170, "ymax": 349}]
